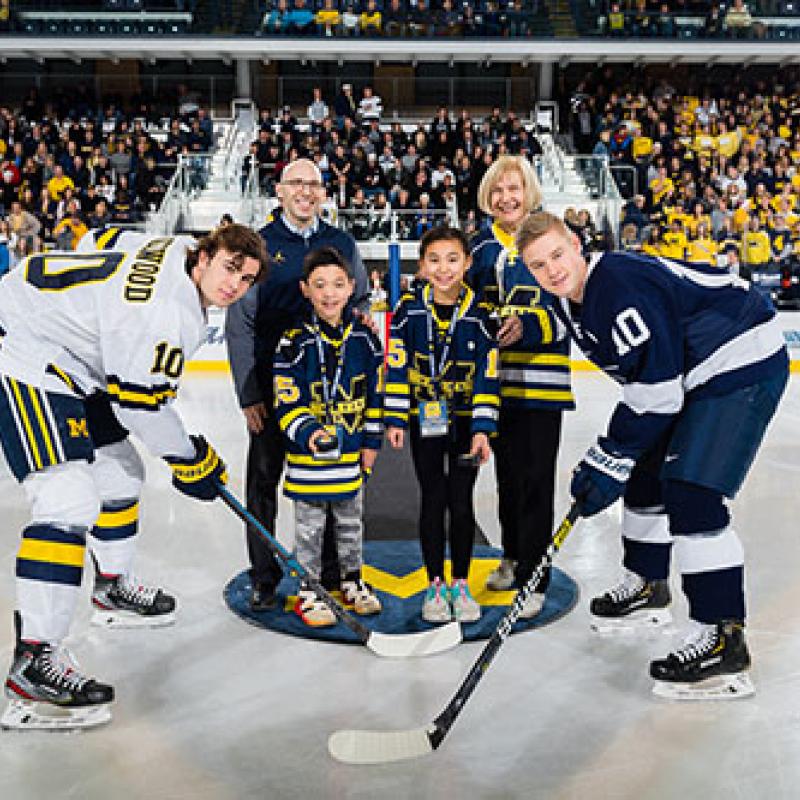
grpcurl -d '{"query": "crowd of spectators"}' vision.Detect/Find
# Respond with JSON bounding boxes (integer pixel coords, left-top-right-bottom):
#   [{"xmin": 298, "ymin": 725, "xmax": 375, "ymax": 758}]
[
  {"xmin": 574, "ymin": 69, "xmax": 800, "ymax": 273},
  {"xmin": 0, "ymin": 88, "xmax": 215, "ymax": 267},
  {"xmin": 244, "ymin": 84, "xmax": 547, "ymax": 240},
  {"xmin": 258, "ymin": 0, "xmax": 544, "ymax": 38}
]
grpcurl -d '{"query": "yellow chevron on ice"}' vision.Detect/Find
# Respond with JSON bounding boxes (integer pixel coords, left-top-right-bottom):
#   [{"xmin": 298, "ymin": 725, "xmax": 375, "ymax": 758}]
[{"xmin": 362, "ymin": 558, "xmax": 517, "ymax": 606}]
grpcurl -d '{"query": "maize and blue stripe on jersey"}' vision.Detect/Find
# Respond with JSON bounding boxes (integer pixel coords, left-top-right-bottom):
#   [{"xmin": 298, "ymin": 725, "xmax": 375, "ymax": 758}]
[
  {"xmin": 16, "ymin": 524, "xmax": 86, "ymax": 587},
  {"xmin": 384, "ymin": 284, "xmax": 500, "ymax": 434},
  {"xmin": 555, "ymin": 251, "xmax": 789, "ymax": 458},
  {"xmin": 274, "ymin": 314, "xmax": 383, "ymax": 502},
  {"xmin": 469, "ymin": 224, "xmax": 574, "ymax": 410},
  {"xmin": 106, "ymin": 375, "xmax": 177, "ymax": 411},
  {"xmin": 91, "ymin": 500, "xmax": 139, "ymax": 542}
]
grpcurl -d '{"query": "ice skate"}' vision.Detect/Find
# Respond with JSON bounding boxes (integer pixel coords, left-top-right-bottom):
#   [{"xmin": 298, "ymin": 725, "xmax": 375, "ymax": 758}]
[
  {"xmin": 2, "ymin": 640, "xmax": 113, "ymax": 731},
  {"xmin": 421, "ymin": 578, "xmax": 451, "ymax": 624},
  {"xmin": 651, "ymin": 620, "xmax": 754, "ymax": 700},
  {"xmin": 589, "ymin": 569, "xmax": 672, "ymax": 633},
  {"xmin": 91, "ymin": 573, "xmax": 177, "ymax": 628},
  {"xmin": 294, "ymin": 586, "xmax": 336, "ymax": 627},
  {"xmin": 249, "ymin": 580, "xmax": 277, "ymax": 612},
  {"xmin": 449, "ymin": 579, "xmax": 481, "ymax": 623},
  {"xmin": 485, "ymin": 558, "xmax": 517, "ymax": 591},
  {"xmin": 341, "ymin": 574, "xmax": 381, "ymax": 615}
]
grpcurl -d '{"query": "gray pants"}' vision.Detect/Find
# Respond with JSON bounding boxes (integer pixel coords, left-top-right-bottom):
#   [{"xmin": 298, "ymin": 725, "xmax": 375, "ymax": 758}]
[{"xmin": 294, "ymin": 491, "xmax": 363, "ymax": 580}]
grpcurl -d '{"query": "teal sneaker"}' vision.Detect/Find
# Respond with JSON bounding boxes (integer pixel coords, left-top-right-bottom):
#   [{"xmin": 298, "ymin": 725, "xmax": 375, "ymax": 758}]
[
  {"xmin": 450, "ymin": 578, "xmax": 481, "ymax": 623},
  {"xmin": 421, "ymin": 578, "xmax": 451, "ymax": 624}
]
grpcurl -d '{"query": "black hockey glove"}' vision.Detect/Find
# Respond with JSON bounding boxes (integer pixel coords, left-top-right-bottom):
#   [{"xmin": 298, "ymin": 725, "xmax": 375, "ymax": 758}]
[
  {"xmin": 165, "ymin": 435, "xmax": 228, "ymax": 502},
  {"xmin": 571, "ymin": 438, "xmax": 635, "ymax": 517}
]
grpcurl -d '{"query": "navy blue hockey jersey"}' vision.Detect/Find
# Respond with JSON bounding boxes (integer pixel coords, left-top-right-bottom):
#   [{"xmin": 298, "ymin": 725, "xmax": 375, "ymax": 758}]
[
  {"xmin": 469, "ymin": 223, "xmax": 574, "ymax": 410},
  {"xmin": 273, "ymin": 314, "xmax": 383, "ymax": 502},
  {"xmin": 555, "ymin": 252, "xmax": 789, "ymax": 458},
  {"xmin": 383, "ymin": 283, "xmax": 500, "ymax": 435}
]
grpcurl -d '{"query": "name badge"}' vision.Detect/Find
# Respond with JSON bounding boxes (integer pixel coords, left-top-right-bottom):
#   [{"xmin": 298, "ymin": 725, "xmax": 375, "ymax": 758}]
[
  {"xmin": 419, "ymin": 400, "xmax": 448, "ymax": 438},
  {"xmin": 315, "ymin": 424, "xmax": 343, "ymax": 461}
]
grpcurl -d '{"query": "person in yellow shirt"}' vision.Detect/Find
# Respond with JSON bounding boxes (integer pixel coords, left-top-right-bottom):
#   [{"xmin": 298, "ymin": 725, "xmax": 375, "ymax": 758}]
[
  {"xmin": 660, "ymin": 220, "xmax": 687, "ymax": 260},
  {"xmin": 360, "ymin": 0, "xmax": 381, "ymax": 35},
  {"xmin": 685, "ymin": 202, "xmax": 711, "ymax": 238},
  {"xmin": 686, "ymin": 223, "xmax": 719, "ymax": 266},
  {"xmin": 315, "ymin": 0, "xmax": 341, "ymax": 35},
  {"xmin": 641, "ymin": 226, "xmax": 662, "ymax": 257},
  {"xmin": 47, "ymin": 165, "xmax": 75, "ymax": 202},
  {"xmin": 649, "ymin": 166, "xmax": 674, "ymax": 206},
  {"xmin": 740, "ymin": 217, "xmax": 772, "ymax": 269},
  {"xmin": 52, "ymin": 204, "xmax": 89, "ymax": 251}
]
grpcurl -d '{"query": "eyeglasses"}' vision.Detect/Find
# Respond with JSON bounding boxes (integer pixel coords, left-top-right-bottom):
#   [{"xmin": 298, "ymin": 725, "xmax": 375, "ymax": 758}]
[{"xmin": 282, "ymin": 178, "xmax": 324, "ymax": 191}]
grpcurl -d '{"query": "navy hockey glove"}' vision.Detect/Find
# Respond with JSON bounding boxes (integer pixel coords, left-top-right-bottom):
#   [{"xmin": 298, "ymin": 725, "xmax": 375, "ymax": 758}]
[
  {"xmin": 165, "ymin": 435, "xmax": 228, "ymax": 502},
  {"xmin": 571, "ymin": 438, "xmax": 635, "ymax": 517}
]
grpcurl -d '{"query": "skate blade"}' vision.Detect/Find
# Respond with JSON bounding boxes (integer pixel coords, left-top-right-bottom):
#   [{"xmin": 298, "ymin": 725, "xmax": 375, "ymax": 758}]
[
  {"xmin": 1, "ymin": 700, "xmax": 112, "ymax": 731},
  {"xmin": 590, "ymin": 608, "xmax": 673, "ymax": 634},
  {"xmin": 91, "ymin": 609, "xmax": 176, "ymax": 629},
  {"xmin": 652, "ymin": 672, "xmax": 755, "ymax": 701}
]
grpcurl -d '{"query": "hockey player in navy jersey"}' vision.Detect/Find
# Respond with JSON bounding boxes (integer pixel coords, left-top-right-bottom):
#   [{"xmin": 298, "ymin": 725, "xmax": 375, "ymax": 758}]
[
  {"xmin": 468, "ymin": 155, "xmax": 573, "ymax": 619},
  {"xmin": 273, "ymin": 247, "xmax": 383, "ymax": 627},
  {"xmin": 0, "ymin": 225, "xmax": 268, "ymax": 729},
  {"xmin": 518, "ymin": 211, "xmax": 789, "ymax": 699},
  {"xmin": 385, "ymin": 226, "xmax": 500, "ymax": 624}
]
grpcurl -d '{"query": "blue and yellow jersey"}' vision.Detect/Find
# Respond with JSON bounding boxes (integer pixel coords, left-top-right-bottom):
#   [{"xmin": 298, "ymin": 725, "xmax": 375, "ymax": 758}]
[
  {"xmin": 383, "ymin": 283, "xmax": 500, "ymax": 435},
  {"xmin": 468, "ymin": 224, "xmax": 574, "ymax": 411},
  {"xmin": 273, "ymin": 314, "xmax": 383, "ymax": 502}
]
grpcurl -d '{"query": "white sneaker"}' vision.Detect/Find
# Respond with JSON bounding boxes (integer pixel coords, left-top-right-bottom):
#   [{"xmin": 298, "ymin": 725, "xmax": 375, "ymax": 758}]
[
  {"xmin": 486, "ymin": 558, "xmax": 517, "ymax": 591},
  {"xmin": 342, "ymin": 577, "xmax": 382, "ymax": 615},
  {"xmin": 421, "ymin": 578, "xmax": 451, "ymax": 624},
  {"xmin": 450, "ymin": 579, "xmax": 481, "ymax": 623},
  {"xmin": 518, "ymin": 591, "xmax": 546, "ymax": 620},
  {"xmin": 295, "ymin": 588, "xmax": 336, "ymax": 627}
]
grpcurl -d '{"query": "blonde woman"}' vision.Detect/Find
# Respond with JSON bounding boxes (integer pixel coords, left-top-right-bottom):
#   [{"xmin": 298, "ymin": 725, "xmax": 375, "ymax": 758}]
[{"xmin": 468, "ymin": 155, "xmax": 574, "ymax": 618}]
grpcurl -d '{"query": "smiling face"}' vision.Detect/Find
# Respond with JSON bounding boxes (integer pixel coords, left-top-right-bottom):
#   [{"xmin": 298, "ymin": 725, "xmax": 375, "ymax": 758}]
[
  {"xmin": 193, "ymin": 248, "xmax": 261, "ymax": 309},
  {"xmin": 489, "ymin": 168, "xmax": 527, "ymax": 232},
  {"xmin": 420, "ymin": 237, "xmax": 471, "ymax": 303},
  {"xmin": 520, "ymin": 225, "xmax": 588, "ymax": 303},
  {"xmin": 301, "ymin": 263, "xmax": 354, "ymax": 326},
  {"xmin": 276, "ymin": 159, "xmax": 324, "ymax": 229}
]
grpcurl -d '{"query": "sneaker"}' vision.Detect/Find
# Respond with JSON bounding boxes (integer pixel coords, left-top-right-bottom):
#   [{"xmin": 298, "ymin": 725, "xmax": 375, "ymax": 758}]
[
  {"xmin": 590, "ymin": 570, "xmax": 671, "ymax": 620},
  {"xmin": 486, "ymin": 557, "xmax": 517, "ymax": 591},
  {"xmin": 341, "ymin": 575, "xmax": 382, "ymax": 615},
  {"xmin": 518, "ymin": 591, "xmax": 546, "ymax": 620},
  {"xmin": 5, "ymin": 640, "xmax": 113, "ymax": 708},
  {"xmin": 650, "ymin": 620, "xmax": 751, "ymax": 684},
  {"xmin": 450, "ymin": 579, "xmax": 481, "ymax": 623},
  {"xmin": 92, "ymin": 573, "xmax": 176, "ymax": 628},
  {"xmin": 294, "ymin": 587, "xmax": 337, "ymax": 627},
  {"xmin": 421, "ymin": 578, "xmax": 451, "ymax": 624},
  {"xmin": 249, "ymin": 581, "xmax": 277, "ymax": 612}
]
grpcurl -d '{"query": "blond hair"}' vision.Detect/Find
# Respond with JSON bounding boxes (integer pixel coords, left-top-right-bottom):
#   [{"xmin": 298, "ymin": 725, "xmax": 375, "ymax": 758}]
[
  {"xmin": 516, "ymin": 211, "xmax": 570, "ymax": 257},
  {"xmin": 476, "ymin": 155, "xmax": 543, "ymax": 218}
]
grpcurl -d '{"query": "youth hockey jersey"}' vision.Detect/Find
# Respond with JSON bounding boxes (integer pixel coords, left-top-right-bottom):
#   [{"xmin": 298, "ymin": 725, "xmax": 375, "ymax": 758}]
[
  {"xmin": 273, "ymin": 313, "xmax": 383, "ymax": 502},
  {"xmin": 469, "ymin": 223, "xmax": 574, "ymax": 411},
  {"xmin": 383, "ymin": 283, "xmax": 500, "ymax": 434},
  {"xmin": 555, "ymin": 251, "xmax": 788, "ymax": 458},
  {"xmin": 0, "ymin": 235, "xmax": 202, "ymax": 459}
]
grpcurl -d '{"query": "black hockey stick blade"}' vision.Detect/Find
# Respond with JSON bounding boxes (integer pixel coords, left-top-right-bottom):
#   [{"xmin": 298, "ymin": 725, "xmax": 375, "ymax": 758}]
[
  {"xmin": 218, "ymin": 485, "xmax": 462, "ymax": 658},
  {"xmin": 327, "ymin": 503, "xmax": 581, "ymax": 764}
]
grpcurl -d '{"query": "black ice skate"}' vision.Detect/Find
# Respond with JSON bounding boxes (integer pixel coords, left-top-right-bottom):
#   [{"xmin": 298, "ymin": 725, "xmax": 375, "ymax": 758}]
[
  {"xmin": 589, "ymin": 569, "xmax": 672, "ymax": 633},
  {"xmin": 3, "ymin": 639, "xmax": 114, "ymax": 730},
  {"xmin": 650, "ymin": 620, "xmax": 754, "ymax": 700},
  {"xmin": 92, "ymin": 573, "xmax": 177, "ymax": 628}
]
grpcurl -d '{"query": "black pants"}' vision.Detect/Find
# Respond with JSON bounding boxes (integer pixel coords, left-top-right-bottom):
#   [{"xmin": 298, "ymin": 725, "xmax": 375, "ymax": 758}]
[
  {"xmin": 409, "ymin": 416, "xmax": 478, "ymax": 582},
  {"xmin": 491, "ymin": 406, "xmax": 563, "ymax": 591},
  {"xmin": 245, "ymin": 413, "xmax": 340, "ymax": 589}
]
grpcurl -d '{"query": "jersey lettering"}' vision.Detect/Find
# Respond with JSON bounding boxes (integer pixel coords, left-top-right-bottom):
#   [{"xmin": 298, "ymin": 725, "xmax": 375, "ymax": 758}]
[
  {"xmin": 25, "ymin": 252, "xmax": 125, "ymax": 292},
  {"xmin": 124, "ymin": 237, "xmax": 174, "ymax": 303},
  {"xmin": 612, "ymin": 308, "xmax": 651, "ymax": 356}
]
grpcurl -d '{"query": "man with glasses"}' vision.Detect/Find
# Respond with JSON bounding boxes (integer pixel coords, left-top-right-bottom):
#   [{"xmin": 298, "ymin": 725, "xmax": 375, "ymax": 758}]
[{"xmin": 226, "ymin": 158, "xmax": 369, "ymax": 611}]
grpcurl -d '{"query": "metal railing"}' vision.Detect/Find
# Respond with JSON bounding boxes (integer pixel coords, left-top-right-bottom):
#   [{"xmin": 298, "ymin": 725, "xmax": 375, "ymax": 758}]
[{"xmin": 331, "ymin": 207, "xmax": 455, "ymax": 241}]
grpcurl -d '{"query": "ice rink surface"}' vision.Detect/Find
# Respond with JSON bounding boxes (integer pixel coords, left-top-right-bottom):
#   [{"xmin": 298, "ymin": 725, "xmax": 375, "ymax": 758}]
[{"xmin": 0, "ymin": 371, "xmax": 798, "ymax": 800}]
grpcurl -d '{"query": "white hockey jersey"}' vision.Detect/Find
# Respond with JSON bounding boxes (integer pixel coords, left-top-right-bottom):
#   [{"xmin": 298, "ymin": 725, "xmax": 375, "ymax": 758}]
[{"xmin": 0, "ymin": 235, "xmax": 201, "ymax": 458}]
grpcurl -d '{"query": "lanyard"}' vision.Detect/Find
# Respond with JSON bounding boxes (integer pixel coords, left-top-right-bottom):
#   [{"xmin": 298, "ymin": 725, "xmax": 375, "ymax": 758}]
[
  {"xmin": 312, "ymin": 315, "xmax": 352, "ymax": 421},
  {"xmin": 423, "ymin": 284, "xmax": 464, "ymax": 387}
]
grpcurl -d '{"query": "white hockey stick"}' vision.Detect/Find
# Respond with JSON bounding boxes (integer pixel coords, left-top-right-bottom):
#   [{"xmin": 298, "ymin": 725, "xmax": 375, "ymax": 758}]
[
  {"xmin": 328, "ymin": 504, "xmax": 581, "ymax": 764},
  {"xmin": 218, "ymin": 485, "xmax": 461, "ymax": 658}
]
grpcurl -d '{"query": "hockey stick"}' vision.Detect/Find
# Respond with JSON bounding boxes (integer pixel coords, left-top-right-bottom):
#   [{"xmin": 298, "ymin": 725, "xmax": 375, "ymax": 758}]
[
  {"xmin": 328, "ymin": 502, "xmax": 581, "ymax": 764},
  {"xmin": 218, "ymin": 485, "xmax": 461, "ymax": 658}
]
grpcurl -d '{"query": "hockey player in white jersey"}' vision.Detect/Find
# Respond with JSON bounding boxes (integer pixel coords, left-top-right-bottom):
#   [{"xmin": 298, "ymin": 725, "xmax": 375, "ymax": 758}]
[
  {"xmin": 0, "ymin": 224, "xmax": 268, "ymax": 729},
  {"xmin": 518, "ymin": 211, "xmax": 789, "ymax": 700}
]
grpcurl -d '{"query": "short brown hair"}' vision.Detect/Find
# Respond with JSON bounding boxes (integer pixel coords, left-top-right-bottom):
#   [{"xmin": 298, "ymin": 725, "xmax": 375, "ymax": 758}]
[
  {"xmin": 516, "ymin": 211, "xmax": 570, "ymax": 257},
  {"xmin": 186, "ymin": 223, "xmax": 270, "ymax": 282}
]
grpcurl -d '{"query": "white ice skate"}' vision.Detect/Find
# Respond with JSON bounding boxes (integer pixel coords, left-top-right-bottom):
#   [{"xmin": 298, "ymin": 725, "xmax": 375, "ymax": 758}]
[
  {"xmin": 91, "ymin": 573, "xmax": 177, "ymax": 629},
  {"xmin": 589, "ymin": 570, "xmax": 672, "ymax": 634}
]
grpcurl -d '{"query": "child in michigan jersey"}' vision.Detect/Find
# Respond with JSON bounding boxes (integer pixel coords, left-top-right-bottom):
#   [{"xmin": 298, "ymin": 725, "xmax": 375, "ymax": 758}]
[
  {"xmin": 273, "ymin": 246, "xmax": 383, "ymax": 627},
  {"xmin": 384, "ymin": 226, "xmax": 500, "ymax": 625}
]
